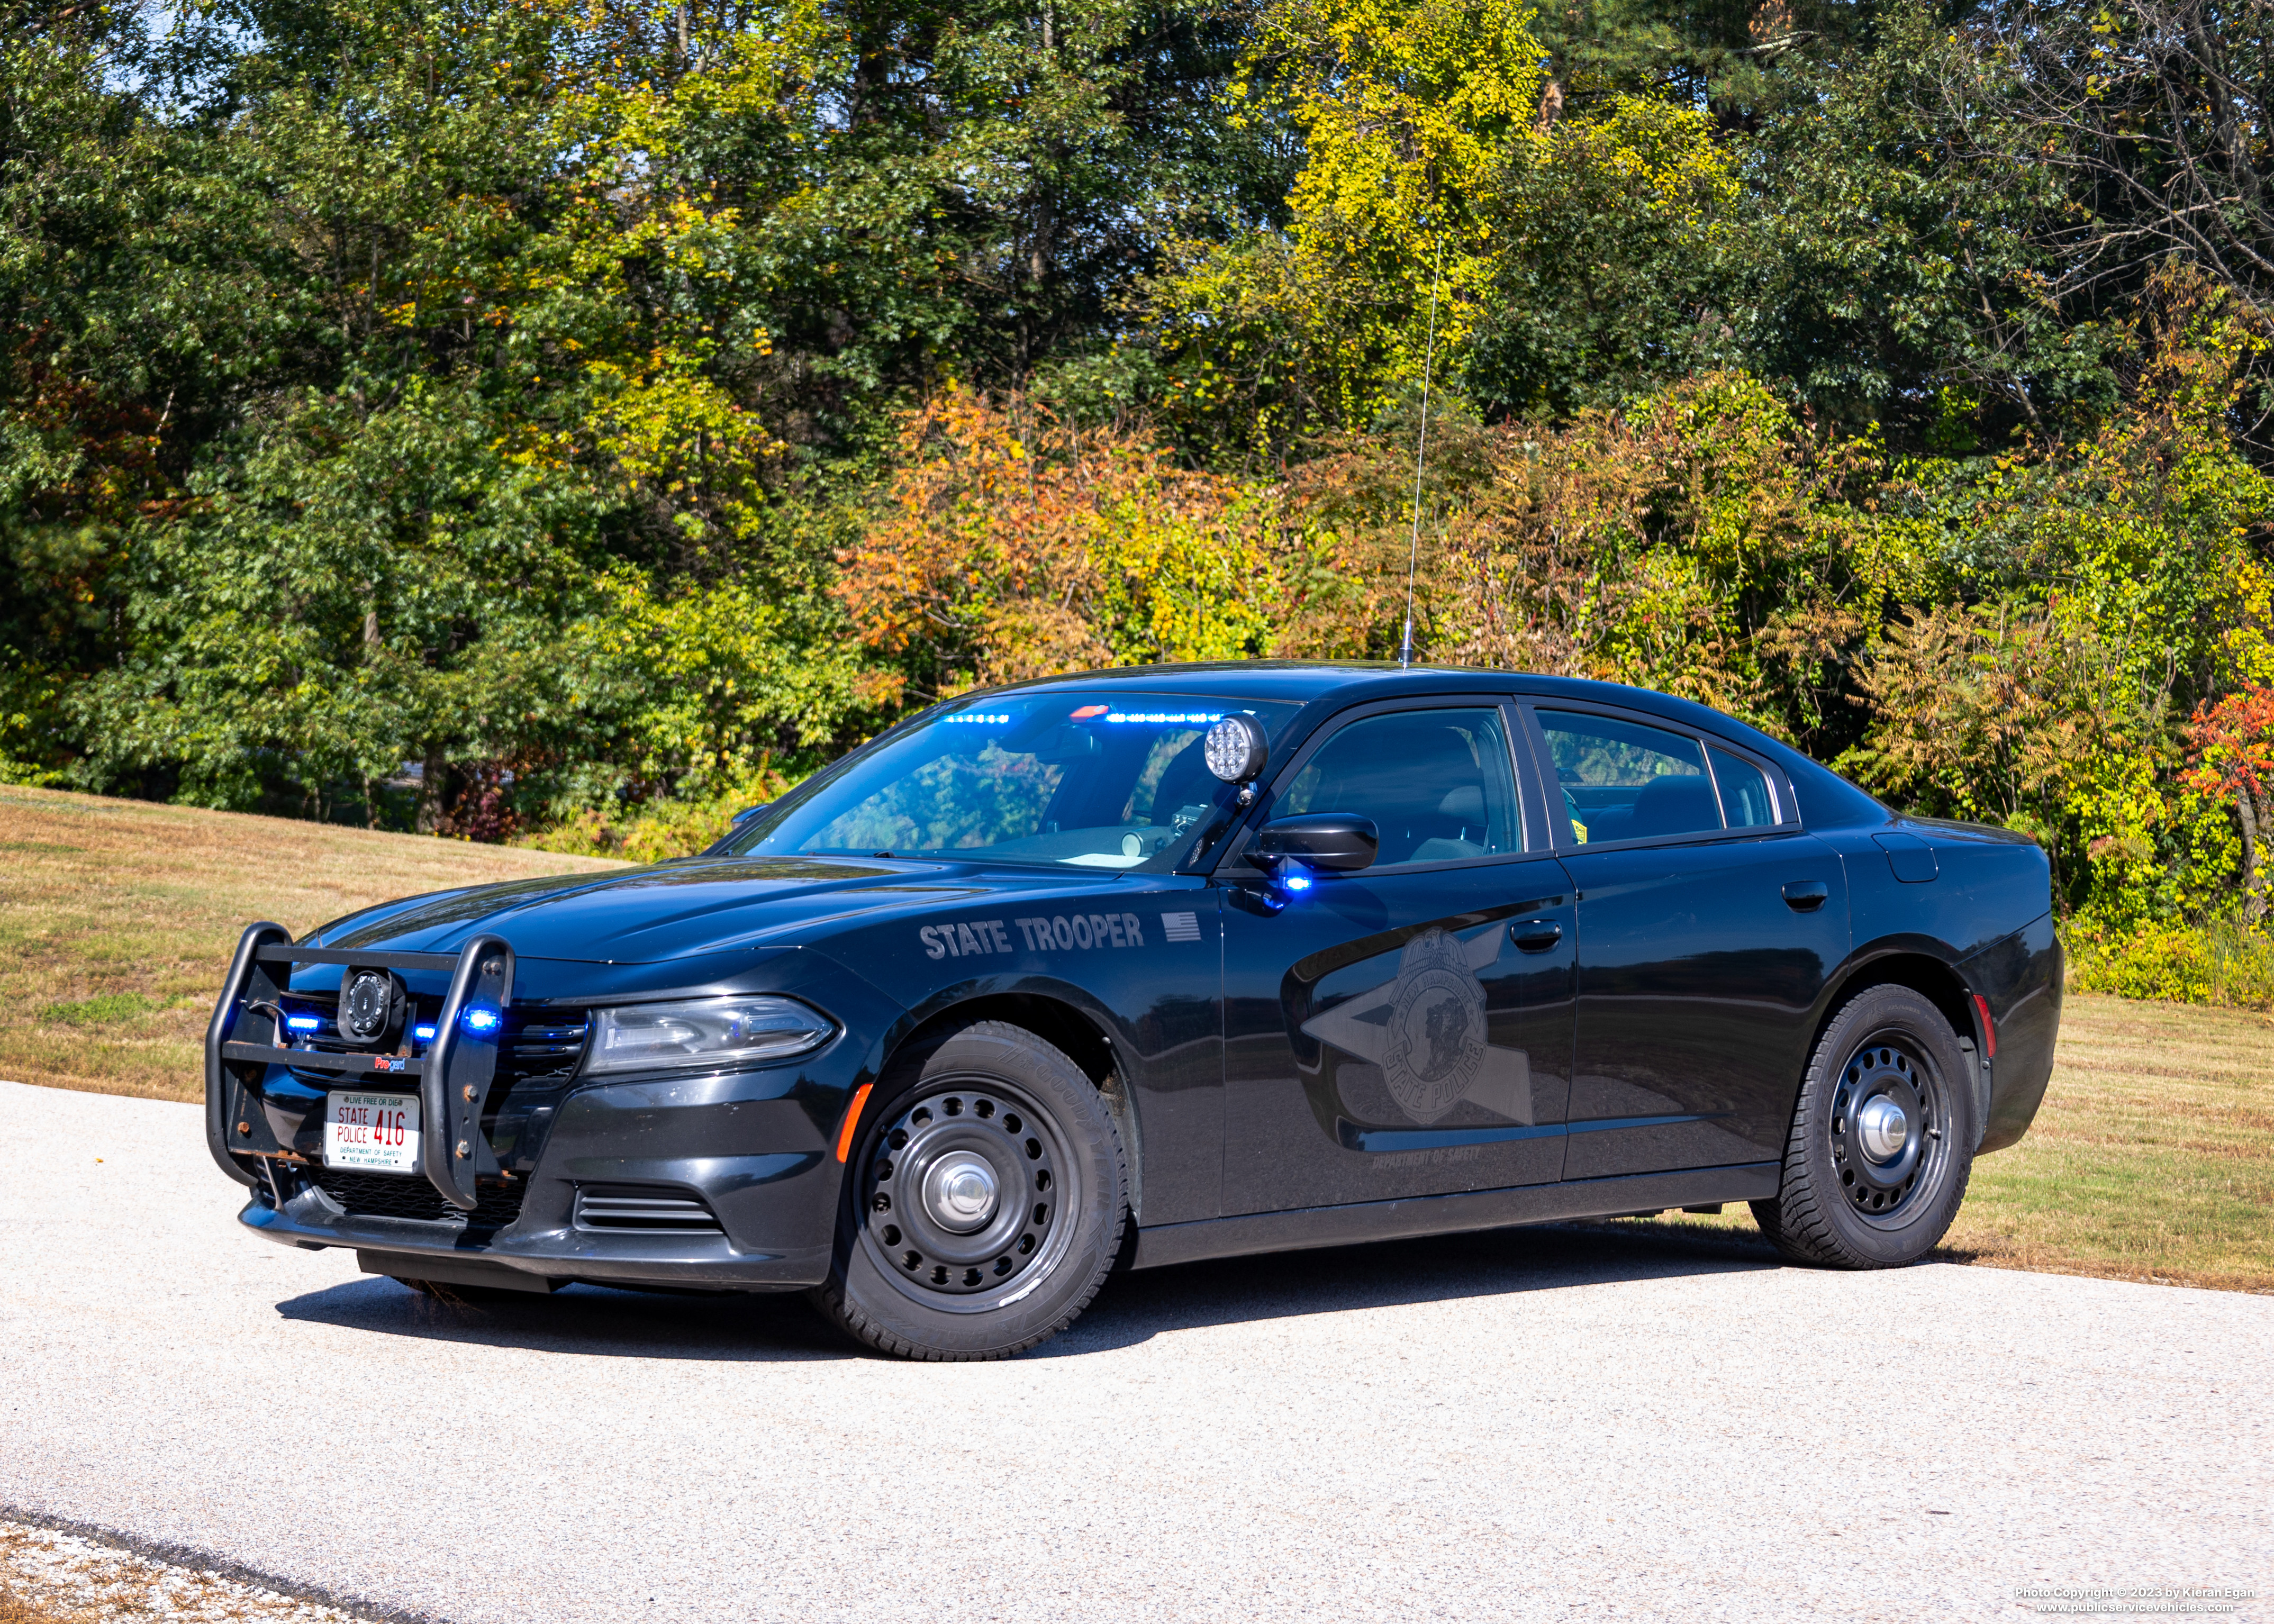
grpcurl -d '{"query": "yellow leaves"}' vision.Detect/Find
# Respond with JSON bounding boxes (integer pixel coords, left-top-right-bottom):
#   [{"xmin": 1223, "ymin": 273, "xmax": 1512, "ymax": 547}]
[
  {"xmin": 1159, "ymin": 0, "xmax": 1735, "ymax": 432},
  {"xmin": 837, "ymin": 389, "xmax": 1280, "ymax": 694}
]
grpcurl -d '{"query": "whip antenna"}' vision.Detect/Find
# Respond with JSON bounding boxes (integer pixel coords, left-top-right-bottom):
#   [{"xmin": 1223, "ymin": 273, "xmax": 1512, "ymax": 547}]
[{"xmin": 1400, "ymin": 242, "xmax": 1444, "ymax": 670}]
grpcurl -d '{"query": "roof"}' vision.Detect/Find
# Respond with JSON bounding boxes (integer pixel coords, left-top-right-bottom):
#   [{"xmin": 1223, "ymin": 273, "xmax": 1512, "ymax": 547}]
[
  {"xmin": 987, "ymin": 661, "xmax": 1755, "ymax": 740},
  {"xmin": 978, "ymin": 660, "xmax": 1892, "ymax": 829}
]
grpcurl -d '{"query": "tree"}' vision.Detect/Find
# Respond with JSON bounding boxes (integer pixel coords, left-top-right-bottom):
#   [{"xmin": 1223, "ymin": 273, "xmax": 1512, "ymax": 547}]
[
  {"xmin": 836, "ymin": 387, "xmax": 1275, "ymax": 697},
  {"xmin": 2182, "ymin": 685, "xmax": 2274, "ymax": 919}
]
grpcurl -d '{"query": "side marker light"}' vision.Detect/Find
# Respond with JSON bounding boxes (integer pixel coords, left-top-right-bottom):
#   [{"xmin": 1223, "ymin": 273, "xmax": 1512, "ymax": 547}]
[
  {"xmin": 1971, "ymin": 994, "xmax": 1997, "ymax": 1059},
  {"xmin": 835, "ymin": 1082, "xmax": 874, "ymax": 1164}
]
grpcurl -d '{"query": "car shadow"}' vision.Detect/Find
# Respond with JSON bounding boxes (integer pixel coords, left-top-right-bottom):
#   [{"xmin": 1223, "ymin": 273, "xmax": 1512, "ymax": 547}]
[
  {"xmin": 1043, "ymin": 1221, "xmax": 1782, "ymax": 1358},
  {"xmin": 272, "ymin": 1220, "xmax": 1783, "ymax": 1363}
]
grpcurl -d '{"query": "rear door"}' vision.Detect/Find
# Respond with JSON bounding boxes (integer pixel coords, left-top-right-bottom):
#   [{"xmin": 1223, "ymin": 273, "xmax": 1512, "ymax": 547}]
[
  {"xmin": 1216, "ymin": 698, "xmax": 1577, "ymax": 1215},
  {"xmin": 1522, "ymin": 703, "xmax": 1850, "ymax": 1180}
]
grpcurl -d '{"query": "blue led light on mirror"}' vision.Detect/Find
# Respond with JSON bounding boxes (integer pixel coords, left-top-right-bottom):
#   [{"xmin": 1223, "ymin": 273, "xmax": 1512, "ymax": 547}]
[
  {"xmin": 285, "ymin": 1015, "xmax": 321, "ymax": 1031},
  {"xmin": 461, "ymin": 1008, "xmax": 501, "ymax": 1033},
  {"xmin": 1281, "ymin": 868, "xmax": 1313, "ymax": 893}
]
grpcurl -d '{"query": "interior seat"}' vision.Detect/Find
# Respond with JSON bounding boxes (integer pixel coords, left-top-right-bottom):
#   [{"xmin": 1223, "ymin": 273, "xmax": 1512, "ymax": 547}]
[{"xmin": 1621, "ymin": 773, "xmax": 1723, "ymax": 841}]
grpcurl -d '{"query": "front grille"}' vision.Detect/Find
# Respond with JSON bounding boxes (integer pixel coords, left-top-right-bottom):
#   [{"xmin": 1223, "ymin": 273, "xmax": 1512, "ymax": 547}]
[
  {"xmin": 306, "ymin": 1168, "xmax": 528, "ymax": 1228},
  {"xmin": 575, "ymin": 1185, "xmax": 722, "ymax": 1235},
  {"xmin": 501, "ymin": 1014, "xmax": 588, "ymax": 1085}
]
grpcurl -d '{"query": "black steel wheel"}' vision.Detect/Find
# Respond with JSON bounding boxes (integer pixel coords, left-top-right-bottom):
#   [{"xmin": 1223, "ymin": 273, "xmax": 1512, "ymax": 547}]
[
  {"xmin": 810, "ymin": 1021, "xmax": 1126, "ymax": 1360},
  {"xmin": 1753, "ymin": 985, "xmax": 1976, "ymax": 1268}
]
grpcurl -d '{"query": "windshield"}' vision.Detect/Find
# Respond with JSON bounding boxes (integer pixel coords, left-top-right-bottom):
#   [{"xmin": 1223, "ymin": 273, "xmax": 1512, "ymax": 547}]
[{"xmin": 722, "ymin": 692, "xmax": 1302, "ymax": 872}]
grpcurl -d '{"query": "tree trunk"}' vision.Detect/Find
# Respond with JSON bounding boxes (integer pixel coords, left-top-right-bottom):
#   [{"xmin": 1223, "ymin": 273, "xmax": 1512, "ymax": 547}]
[
  {"xmin": 2240, "ymin": 785, "xmax": 2266, "ymax": 923},
  {"xmin": 417, "ymin": 743, "xmax": 449, "ymax": 836}
]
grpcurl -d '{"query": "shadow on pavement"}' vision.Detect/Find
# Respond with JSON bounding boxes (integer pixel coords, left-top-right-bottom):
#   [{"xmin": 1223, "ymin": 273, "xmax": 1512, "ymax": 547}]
[
  {"xmin": 1045, "ymin": 1222, "xmax": 1782, "ymax": 1357},
  {"xmin": 273, "ymin": 1219, "xmax": 1784, "ymax": 1363}
]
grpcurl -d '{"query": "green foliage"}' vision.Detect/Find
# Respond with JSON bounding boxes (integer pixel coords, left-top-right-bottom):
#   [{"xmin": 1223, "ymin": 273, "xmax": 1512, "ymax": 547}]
[
  {"xmin": 1149, "ymin": 0, "xmax": 1734, "ymax": 443},
  {"xmin": 1847, "ymin": 273, "xmax": 2274, "ymax": 929},
  {"xmin": 2067, "ymin": 919, "xmax": 2274, "ymax": 1011},
  {"xmin": 7, "ymin": 0, "xmax": 2274, "ymax": 1012},
  {"xmin": 519, "ymin": 764, "xmax": 804, "ymax": 864}
]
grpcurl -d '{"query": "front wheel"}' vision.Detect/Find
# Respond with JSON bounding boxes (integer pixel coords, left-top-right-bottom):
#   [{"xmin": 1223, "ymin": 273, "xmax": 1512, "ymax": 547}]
[
  {"xmin": 809, "ymin": 1021, "xmax": 1127, "ymax": 1360},
  {"xmin": 1752, "ymin": 985, "xmax": 1976, "ymax": 1269}
]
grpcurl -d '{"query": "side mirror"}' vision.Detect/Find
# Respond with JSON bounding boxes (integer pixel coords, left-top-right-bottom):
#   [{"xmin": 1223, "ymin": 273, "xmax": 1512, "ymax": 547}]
[
  {"xmin": 731, "ymin": 802, "xmax": 771, "ymax": 824},
  {"xmin": 1256, "ymin": 813, "xmax": 1379, "ymax": 873}
]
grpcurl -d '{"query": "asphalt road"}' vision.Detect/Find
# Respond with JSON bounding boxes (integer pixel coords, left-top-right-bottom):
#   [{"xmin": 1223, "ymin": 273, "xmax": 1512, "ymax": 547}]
[{"xmin": 2, "ymin": 1080, "xmax": 2268, "ymax": 1624}]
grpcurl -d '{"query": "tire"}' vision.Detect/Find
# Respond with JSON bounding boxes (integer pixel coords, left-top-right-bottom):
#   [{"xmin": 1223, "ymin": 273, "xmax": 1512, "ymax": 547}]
[
  {"xmin": 1752, "ymin": 985, "xmax": 1977, "ymax": 1269},
  {"xmin": 809, "ymin": 1021, "xmax": 1127, "ymax": 1361}
]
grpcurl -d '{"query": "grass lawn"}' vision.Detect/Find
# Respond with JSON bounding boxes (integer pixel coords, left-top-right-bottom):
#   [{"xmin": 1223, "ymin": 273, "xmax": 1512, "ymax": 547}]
[
  {"xmin": 0, "ymin": 784, "xmax": 621, "ymax": 1102},
  {"xmin": 3, "ymin": 784, "xmax": 2267, "ymax": 1293}
]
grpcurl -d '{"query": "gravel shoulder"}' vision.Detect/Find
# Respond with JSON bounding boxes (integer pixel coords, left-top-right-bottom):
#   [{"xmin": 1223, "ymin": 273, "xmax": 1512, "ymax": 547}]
[
  {"xmin": 1, "ymin": 1518, "xmax": 383, "ymax": 1623},
  {"xmin": 2, "ymin": 1079, "xmax": 2268, "ymax": 1624}
]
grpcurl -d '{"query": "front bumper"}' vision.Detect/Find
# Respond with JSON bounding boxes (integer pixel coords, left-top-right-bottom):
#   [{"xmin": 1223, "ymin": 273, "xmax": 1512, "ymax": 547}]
[
  {"xmin": 207, "ymin": 926, "xmax": 904, "ymax": 1292},
  {"xmin": 239, "ymin": 1067, "xmax": 842, "ymax": 1290}
]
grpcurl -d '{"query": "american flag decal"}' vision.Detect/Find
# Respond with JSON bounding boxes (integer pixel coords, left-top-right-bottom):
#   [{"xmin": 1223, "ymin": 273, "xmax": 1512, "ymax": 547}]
[{"xmin": 1160, "ymin": 911, "xmax": 1203, "ymax": 943}]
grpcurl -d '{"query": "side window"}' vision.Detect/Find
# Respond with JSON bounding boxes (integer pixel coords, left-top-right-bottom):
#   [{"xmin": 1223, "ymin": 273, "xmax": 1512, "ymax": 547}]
[
  {"xmin": 1537, "ymin": 710, "xmax": 1722, "ymax": 845},
  {"xmin": 1710, "ymin": 748, "xmax": 1781, "ymax": 829},
  {"xmin": 1278, "ymin": 707, "xmax": 1522, "ymax": 866}
]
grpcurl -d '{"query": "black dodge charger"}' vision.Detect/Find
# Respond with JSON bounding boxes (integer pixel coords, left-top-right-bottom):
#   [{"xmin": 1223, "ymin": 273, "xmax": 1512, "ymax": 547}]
[{"xmin": 206, "ymin": 663, "xmax": 2061, "ymax": 1358}]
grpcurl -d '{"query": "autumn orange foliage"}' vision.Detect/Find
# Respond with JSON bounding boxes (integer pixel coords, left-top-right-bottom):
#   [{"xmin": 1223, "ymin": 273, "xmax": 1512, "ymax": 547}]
[
  {"xmin": 2184, "ymin": 685, "xmax": 2274, "ymax": 918},
  {"xmin": 835, "ymin": 388, "xmax": 1273, "ymax": 699}
]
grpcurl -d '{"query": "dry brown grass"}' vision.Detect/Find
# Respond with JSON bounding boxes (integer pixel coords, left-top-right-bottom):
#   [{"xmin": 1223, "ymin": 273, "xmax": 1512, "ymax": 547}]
[
  {"xmin": 0, "ymin": 784, "xmax": 621, "ymax": 1102},
  {"xmin": 1610, "ymin": 993, "xmax": 2274, "ymax": 1293},
  {"xmin": 0, "ymin": 1590, "xmax": 92, "ymax": 1624}
]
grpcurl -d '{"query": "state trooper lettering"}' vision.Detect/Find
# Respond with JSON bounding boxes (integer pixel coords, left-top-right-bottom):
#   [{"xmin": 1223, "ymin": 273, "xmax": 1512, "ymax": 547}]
[
  {"xmin": 920, "ymin": 913, "xmax": 1150, "ymax": 958},
  {"xmin": 1016, "ymin": 913, "xmax": 1146, "ymax": 952},
  {"xmin": 919, "ymin": 920, "xmax": 1013, "ymax": 960}
]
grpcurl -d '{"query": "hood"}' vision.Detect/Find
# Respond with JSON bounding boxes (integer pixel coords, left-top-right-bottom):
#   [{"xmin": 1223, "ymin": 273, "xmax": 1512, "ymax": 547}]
[{"xmin": 314, "ymin": 856, "xmax": 1010, "ymax": 964}]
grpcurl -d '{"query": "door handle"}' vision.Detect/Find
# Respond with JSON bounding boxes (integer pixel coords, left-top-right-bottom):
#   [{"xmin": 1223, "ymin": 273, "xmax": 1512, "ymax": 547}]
[
  {"xmin": 1510, "ymin": 919, "xmax": 1564, "ymax": 952},
  {"xmin": 1782, "ymin": 881, "xmax": 1829, "ymax": 912}
]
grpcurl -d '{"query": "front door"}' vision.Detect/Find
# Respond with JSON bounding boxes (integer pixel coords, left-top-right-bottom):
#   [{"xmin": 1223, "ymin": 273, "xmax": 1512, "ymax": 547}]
[
  {"xmin": 1218, "ymin": 701, "xmax": 1577, "ymax": 1215},
  {"xmin": 1526, "ymin": 704, "xmax": 1851, "ymax": 1181}
]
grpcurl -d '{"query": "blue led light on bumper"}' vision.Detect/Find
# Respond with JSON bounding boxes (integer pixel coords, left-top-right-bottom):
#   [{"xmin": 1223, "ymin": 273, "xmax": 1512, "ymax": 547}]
[
  {"xmin": 284, "ymin": 1015, "xmax": 322, "ymax": 1031},
  {"xmin": 412, "ymin": 1023, "xmax": 436, "ymax": 1042},
  {"xmin": 461, "ymin": 1008, "xmax": 501, "ymax": 1033}
]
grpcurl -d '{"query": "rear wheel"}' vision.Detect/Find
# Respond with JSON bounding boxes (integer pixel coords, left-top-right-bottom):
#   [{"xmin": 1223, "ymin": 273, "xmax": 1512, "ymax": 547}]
[
  {"xmin": 1752, "ymin": 985, "xmax": 1976, "ymax": 1269},
  {"xmin": 809, "ymin": 1021, "xmax": 1126, "ymax": 1360}
]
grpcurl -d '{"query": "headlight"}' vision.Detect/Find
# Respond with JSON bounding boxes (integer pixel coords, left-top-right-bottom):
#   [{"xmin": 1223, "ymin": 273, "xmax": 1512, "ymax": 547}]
[{"xmin": 582, "ymin": 995, "xmax": 836, "ymax": 1075}]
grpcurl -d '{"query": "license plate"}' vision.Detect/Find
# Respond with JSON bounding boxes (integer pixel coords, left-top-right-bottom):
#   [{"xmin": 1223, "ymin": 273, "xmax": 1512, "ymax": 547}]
[{"xmin": 324, "ymin": 1091, "xmax": 420, "ymax": 1173}]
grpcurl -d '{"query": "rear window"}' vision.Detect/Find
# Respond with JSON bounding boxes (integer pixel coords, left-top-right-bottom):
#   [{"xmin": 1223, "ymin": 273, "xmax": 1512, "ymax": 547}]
[{"xmin": 1537, "ymin": 711, "xmax": 1722, "ymax": 845}]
